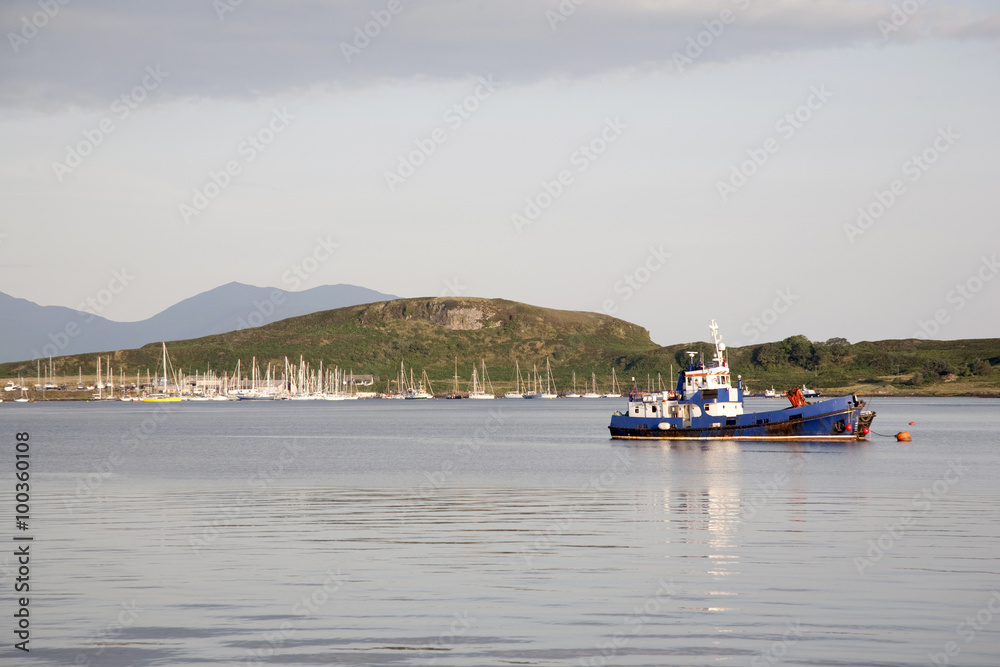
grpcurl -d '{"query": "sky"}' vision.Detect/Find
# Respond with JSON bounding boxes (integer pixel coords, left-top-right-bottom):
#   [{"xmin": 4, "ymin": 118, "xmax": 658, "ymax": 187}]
[{"xmin": 2, "ymin": 0, "xmax": 998, "ymax": 347}]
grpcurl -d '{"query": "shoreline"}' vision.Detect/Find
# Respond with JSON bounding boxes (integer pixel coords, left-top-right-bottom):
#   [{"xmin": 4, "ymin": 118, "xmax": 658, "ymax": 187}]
[{"xmin": 5, "ymin": 390, "xmax": 999, "ymax": 403}]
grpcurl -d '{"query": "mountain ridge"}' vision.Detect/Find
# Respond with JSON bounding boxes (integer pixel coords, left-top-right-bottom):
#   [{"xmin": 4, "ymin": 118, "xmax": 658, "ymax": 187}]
[{"xmin": 0, "ymin": 282, "xmax": 397, "ymax": 362}]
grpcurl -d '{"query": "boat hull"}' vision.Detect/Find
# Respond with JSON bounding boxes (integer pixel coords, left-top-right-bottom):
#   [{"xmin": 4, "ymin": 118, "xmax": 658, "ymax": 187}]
[{"xmin": 609, "ymin": 396, "xmax": 875, "ymax": 441}]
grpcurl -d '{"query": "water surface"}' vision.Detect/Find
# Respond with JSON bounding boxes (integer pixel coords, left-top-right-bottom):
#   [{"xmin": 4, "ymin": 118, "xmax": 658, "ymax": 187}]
[{"xmin": 4, "ymin": 397, "xmax": 999, "ymax": 665}]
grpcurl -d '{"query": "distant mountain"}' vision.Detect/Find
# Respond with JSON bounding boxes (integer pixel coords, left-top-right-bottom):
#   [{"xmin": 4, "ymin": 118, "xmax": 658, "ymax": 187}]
[
  {"xmin": 0, "ymin": 283, "xmax": 397, "ymax": 363},
  {"xmin": 0, "ymin": 292, "xmax": 126, "ymax": 364}
]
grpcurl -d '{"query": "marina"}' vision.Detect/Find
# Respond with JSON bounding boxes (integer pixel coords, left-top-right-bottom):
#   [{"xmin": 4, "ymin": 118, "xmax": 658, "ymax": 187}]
[{"xmin": 0, "ymin": 347, "xmax": 682, "ymax": 404}]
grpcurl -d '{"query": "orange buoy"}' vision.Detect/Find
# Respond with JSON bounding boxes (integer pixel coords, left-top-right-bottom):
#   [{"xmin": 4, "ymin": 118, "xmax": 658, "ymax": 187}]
[
  {"xmin": 908, "ymin": 422, "xmax": 915, "ymax": 426},
  {"xmin": 896, "ymin": 431, "xmax": 912, "ymax": 442}
]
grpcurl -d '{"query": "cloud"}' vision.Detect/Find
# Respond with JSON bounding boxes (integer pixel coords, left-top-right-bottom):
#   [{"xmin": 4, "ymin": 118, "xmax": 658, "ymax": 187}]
[
  {"xmin": 933, "ymin": 7, "xmax": 1000, "ymax": 40},
  {"xmin": 1, "ymin": 0, "xmax": 996, "ymax": 110}
]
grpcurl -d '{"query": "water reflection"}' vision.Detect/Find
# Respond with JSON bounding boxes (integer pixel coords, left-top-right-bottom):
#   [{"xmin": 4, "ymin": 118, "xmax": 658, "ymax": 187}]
[{"xmin": 16, "ymin": 399, "xmax": 1000, "ymax": 666}]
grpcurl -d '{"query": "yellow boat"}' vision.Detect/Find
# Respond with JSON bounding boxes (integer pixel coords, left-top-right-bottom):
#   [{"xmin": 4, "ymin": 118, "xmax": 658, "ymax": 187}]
[
  {"xmin": 141, "ymin": 342, "xmax": 182, "ymax": 402},
  {"xmin": 140, "ymin": 394, "xmax": 182, "ymax": 403}
]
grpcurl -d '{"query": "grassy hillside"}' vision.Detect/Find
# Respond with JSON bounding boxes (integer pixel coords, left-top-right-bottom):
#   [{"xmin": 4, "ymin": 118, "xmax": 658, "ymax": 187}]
[
  {"xmin": 0, "ymin": 298, "xmax": 655, "ymax": 392},
  {"xmin": 2, "ymin": 298, "xmax": 998, "ymax": 396},
  {"xmin": 728, "ymin": 336, "xmax": 1000, "ymax": 396},
  {"xmin": 631, "ymin": 335, "xmax": 1000, "ymax": 396}
]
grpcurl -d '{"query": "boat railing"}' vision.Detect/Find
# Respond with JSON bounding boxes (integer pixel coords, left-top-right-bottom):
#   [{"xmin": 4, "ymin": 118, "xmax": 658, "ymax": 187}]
[{"xmin": 628, "ymin": 390, "xmax": 679, "ymax": 402}]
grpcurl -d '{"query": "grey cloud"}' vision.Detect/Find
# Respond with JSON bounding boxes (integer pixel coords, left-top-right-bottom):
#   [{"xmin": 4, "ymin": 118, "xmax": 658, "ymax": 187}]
[
  {"xmin": 1, "ymin": 0, "xmax": 995, "ymax": 109},
  {"xmin": 933, "ymin": 8, "xmax": 1000, "ymax": 40}
]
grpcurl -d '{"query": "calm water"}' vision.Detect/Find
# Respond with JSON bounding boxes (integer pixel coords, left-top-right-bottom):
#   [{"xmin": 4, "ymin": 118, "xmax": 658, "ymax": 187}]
[{"xmin": 3, "ymin": 397, "xmax": 1000, "ymax": 666}]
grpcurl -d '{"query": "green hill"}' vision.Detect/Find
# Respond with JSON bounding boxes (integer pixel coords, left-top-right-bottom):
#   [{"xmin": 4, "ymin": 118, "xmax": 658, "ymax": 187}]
[
  {"xmin": 631, "ymin": 334, "xmax": 999, "ymax": 396},
  {"xmin": 1, "ymin": 298, "xmax": 654, "ymax": 392},
  {"xmin": 2, "ymin": 297, "xmax": 998, "ymax": 396}
]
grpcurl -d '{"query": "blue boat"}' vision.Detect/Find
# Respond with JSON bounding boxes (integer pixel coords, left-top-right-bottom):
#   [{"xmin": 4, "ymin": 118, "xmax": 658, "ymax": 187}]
[{"xmin": 608, "ymin": 320, "xmax": 875, "ymax": 441}]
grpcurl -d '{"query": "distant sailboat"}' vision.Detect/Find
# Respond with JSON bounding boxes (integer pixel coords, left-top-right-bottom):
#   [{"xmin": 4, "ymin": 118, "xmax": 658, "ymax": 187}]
[
  {"xmin": 540, "ymin": 358, "xmax": 557, "ymax": 399},
  {"xmin": 565, "ymin": 371, "xmax": 581, "ymax": 398},
  {"xmin": 504, "ymin": 361, "xmax": 523, "ymax": 399},
  {"xmin": 603, "ymin": 368, "xmax": 622, "ymax": 398},
  {"xmin": 468, "ymin": 360, "xmax": 495, "ymax": 399},
  {"xmin": 522, "ymin": 364, "xmax": 540, "ymax": 399},
  {"xmin": 14, "ymin": 376, "xmax": 30, "ymax": 402},
  {"xmin": 384, "ymin": 371, "xmax": 405, "ymax": 399},
  {"xmin": 402, "ymin": 364, "xmax": 433, "ymax": 399},
  {"xmin": 446, "ymin": 358, "xmax": 464, "ymax": 399},
  {"xmin": 142, "ymin": 343, "xmax": 182, "ymax": 402},
  {"xmin": 582, "ymin": 373, "xmax": 601, "ymax": 399},
  {"xmin": 13, "ymin": 374, "xmax": 29, "ymax": 402}
]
